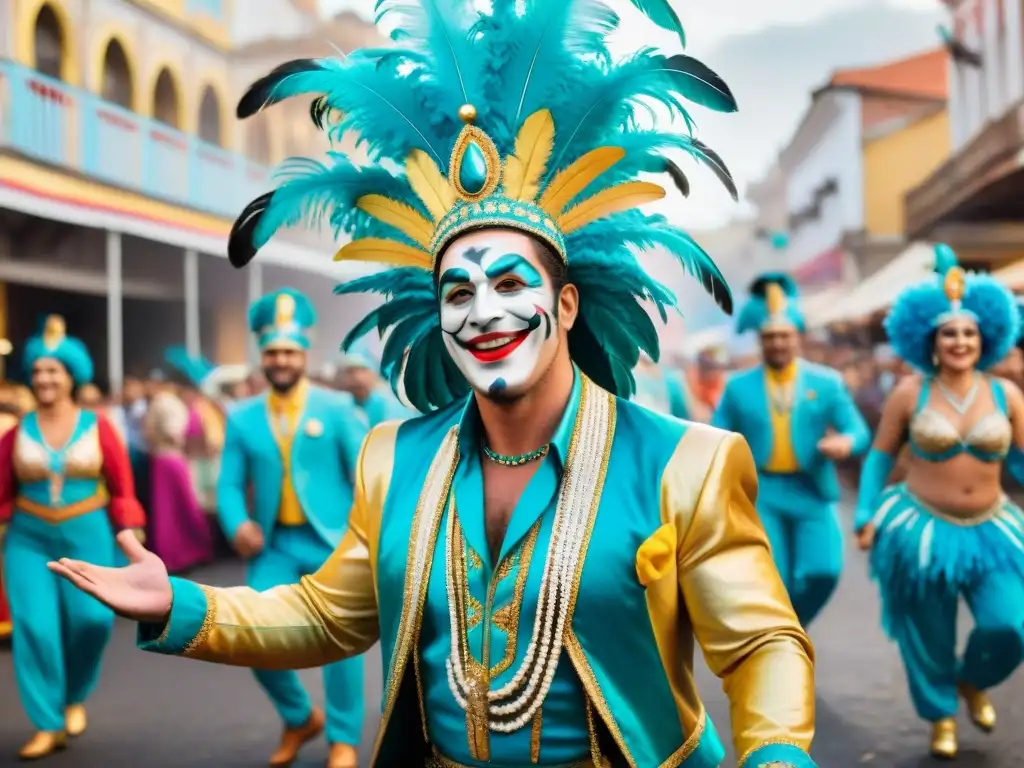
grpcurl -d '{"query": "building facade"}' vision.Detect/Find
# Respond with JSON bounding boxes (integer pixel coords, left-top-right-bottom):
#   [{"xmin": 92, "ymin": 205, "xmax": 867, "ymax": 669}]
[
  {"xmin": 750, "ymin": 49, "xmax": 948, "ymax": 311},
  {"xmin": 906, "ymin": 0, "xmax": 1024, "ymax": 270},
  {"xmin": 0, "ymin": 0, "xmax": 382, "ymax": 389}
]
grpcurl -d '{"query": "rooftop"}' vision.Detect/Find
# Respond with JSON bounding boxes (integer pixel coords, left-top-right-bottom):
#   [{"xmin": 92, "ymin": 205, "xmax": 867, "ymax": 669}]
[{"xmin": 824, "ymin": 48, "xmax": 948, "ymax": 101}]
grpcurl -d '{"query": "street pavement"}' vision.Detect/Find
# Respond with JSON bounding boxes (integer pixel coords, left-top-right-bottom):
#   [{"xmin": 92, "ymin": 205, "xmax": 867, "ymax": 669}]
[{"xmin": 1, "ymin": 509, "xmax": 1022, "ymax": 767}]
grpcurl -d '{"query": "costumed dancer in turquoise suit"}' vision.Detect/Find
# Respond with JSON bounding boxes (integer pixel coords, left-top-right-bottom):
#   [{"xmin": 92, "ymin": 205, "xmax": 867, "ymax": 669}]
[
  {"xmin": 48, "ymin": 3, "xmax": 822, "ymax": 767},
  {"xmin": 633, "ymin": 352, "xmax": 705, "ymax": 420},
  {"xmin": 854, "ymin": 245, "xmax": 1024, "ymax": 759},
  {"xmin": 0, "ymin": 315, "xmax": 145, "ymax": 760},
  {"xmin": 338, "ymin": 341, "xmax": 418, "ymax": 426},
  {"xmin": 712, "ymin": 273, "xmax": 870, "ymax": 627},
  {"xmin": 213, "ymin": 289, "xmax": 369, "ymax": 768}
]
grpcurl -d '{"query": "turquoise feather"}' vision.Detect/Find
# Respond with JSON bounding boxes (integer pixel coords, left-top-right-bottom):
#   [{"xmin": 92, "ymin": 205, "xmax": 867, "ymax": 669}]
[
  {"xmin": 232, "ymin": 0, "xmax": 737, "ymax": 409},
  {"xmin": 933, "ymin": 243, "xmax": 958, "ymax": 276},
  {"xmin": 626, "ymin": 0, "xmax": 686, "ymax": 49}
]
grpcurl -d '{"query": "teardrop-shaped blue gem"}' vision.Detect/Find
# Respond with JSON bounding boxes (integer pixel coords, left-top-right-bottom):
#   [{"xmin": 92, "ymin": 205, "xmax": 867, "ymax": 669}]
[{"xmin": 459, "ymin": 141, "xmax": 488, "ymax": 194}]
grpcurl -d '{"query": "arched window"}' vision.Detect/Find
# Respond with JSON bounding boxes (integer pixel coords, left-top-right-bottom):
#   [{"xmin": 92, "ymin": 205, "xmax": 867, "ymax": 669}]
[
  {"xmin": 198, "ymin": 86, "xmax": 221, "ymax": 146},
  {"xmin": 101, "ymin": 39, "xmax": 133, "ymax": 109},
  {"xmin": 152, "ymin": 68, "xmax": 180, "ymax": 128},
  {"xmin": 246, "ymin": 117, "xmax": 272, "ymax": 164},
  {"xmin": 33, "ymin": 4, "xmax": 64, "ymax": 80}
]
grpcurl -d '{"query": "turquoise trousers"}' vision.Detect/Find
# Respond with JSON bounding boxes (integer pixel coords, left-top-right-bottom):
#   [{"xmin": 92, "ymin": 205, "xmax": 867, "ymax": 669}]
[
  {"xmin": 757, "ymin": 472, "xmax": 844, "ymax": 628},
  {"xmin": 247, "ymin": 523, "xmax": 365, "ymax": 745},
  {"xmin": 3, "ymin": 510, "xmax": 116, "ymax": 732}
]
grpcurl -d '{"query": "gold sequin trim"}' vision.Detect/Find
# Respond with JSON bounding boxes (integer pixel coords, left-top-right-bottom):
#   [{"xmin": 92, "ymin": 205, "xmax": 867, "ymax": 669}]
[
  {"xmin": 737, "ymin": 739, "xmax": 805, "ymax": 768},
  {"xmin": 429, "ymin": 215, "xmax": 567, "ymax": 270},
  {"xmin": 530, "ymin": 708, "xmax": 543, "ymax": 764},
  {"xmin": 370, "ymin": 428, "xmax": 459, "ymax": 766},
  {"xmin": 490, "ymin": 522, "xmax": 539, "ymax": 676},
  {"xmin": 426, "ymin": 748, "xmax": 601, "ymax": 768},
  {"xmin": 182, "ymin": 585, "xmax": 217, "ymax": 656}
]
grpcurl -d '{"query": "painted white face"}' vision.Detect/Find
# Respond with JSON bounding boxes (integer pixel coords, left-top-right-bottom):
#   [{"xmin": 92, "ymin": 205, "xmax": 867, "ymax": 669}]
[{"xmin": 437, "ymin": 230, "xmax": 559, "ymax": 398}]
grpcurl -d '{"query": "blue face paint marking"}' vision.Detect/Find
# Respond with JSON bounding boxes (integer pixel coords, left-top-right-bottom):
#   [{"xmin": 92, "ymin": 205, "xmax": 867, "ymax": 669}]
[
  {"xmin": 488, "ymin": 377, "xmax": 507, "ymax": 395},
  {"xmin": 438, "ymin": 267, "xmax": 472, "ymax": 296},
  {"xmin": 462, "ymin": 247, "xmax": 489, "ymax": 265},
  {"xmin": 484, "ymin": 254, "xmax": 544, "ymax": 288}
]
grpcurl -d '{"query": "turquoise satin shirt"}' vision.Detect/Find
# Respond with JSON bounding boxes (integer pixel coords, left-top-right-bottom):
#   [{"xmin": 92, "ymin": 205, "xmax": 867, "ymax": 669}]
[{"xmin": 418, "ymin": 371, "xmax": 591, "ymax": 766}]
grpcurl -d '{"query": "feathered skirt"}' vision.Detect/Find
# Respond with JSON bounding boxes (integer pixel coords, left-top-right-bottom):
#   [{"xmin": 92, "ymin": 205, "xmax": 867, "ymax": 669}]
[{"xmin": 869, "ymin": 483, "xmax": 1024, "ymax": 631}]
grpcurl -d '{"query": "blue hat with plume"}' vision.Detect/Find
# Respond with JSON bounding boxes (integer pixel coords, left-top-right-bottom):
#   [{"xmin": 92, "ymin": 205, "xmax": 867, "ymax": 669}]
[
  {"xmin": 164, "ymin": 346, "xmax": 216, "ymax": 387},
  {"xmin": 736, "ymin": 272, "xmax": 805, "ymax": 334},
  {"xmin": 340, "ymin": 339, "xmax": 382, "ymax": 373},
  {"xmin": 23, "ymin": 314, "xmax": 94, "ymax": 385},
  {"xmin": 248, "ymin": 288, "xmax": 316, "ymax": 351},
  {"xmin": 227, "ymin": 0, "xmax": 740, "ymax": 412},
  {"xmin": 885, "ymin": 243, "xmax": 1019, "ymax": 372}
]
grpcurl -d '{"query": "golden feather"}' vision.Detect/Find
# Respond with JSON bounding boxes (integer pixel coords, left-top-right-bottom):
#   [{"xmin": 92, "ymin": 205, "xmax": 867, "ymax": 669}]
[
  {"xmin": 275, "ymin": 294, "xmax": 296, "ymax": 326},
  {"xmin": 334, "ymin": 238, "xmax": 432, "ymax": 269},
  {"xmin": 538, "ymin": 147, "xmax": 626, "ymax": 216},
  {"xmin": 405, "ymin": 150, "xmax": 455, "ymax": 222},
  {"xmin": 558, "ymin": 181, "xmax": 665, "ymax": 234},
  {"xmin": 356, "ymin": 195, "xmax": 434, "ymax": 248},
  {"xmin": 503, "ymin": 109, "xmax": 556, "ymax": 202},
  {"xmin": 764, "ymin": 283, "xmax": 787, "ymax": 315}
]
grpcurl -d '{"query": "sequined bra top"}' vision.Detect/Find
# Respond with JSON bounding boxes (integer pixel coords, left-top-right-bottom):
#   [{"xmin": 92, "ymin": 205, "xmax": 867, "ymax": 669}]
[{"xmin": 908, "ymin": 377, "xmax": 1012, "ymax": 463}]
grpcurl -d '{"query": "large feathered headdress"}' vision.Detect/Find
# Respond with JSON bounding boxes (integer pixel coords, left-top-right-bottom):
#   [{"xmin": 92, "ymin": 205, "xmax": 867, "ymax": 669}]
[
  {"xmin": 228, "ymin": 0, "xmax": 739, "ymax": 412},
  {"xmin": 736, "ymin": 272, "xmax": 805, "ymax": 334},
  {"xmin": 885, "ymin": 244, "xmax": 1019, "ymax": 372}
]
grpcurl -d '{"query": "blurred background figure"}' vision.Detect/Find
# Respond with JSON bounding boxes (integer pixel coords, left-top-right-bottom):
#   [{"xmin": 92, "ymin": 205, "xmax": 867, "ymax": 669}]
[
  {"xmin": 632, "ymin": 353, "xmax": 709, "ymax": 421},
  {"xmin": 143, "ymin": 378, "xmax": 213, "ymax": 575},
  {"xmin": 336, "ymin": 342, "xmax": 417, "ymax": 427}
]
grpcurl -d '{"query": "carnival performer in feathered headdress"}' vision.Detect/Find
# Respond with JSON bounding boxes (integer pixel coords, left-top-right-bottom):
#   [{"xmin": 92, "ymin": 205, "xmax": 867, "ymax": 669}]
[
  {"xmin": 0, "ymin": 315, "xmax": 144, "ymax": 760},
  {"xmin": 854, "ymin": 244, "xmax": 1024, "ymax": 760},
  {"xmin": 713, "ymin": 272, "xmax": 870, "ymax": 629},
  {"xmin": 50, "ymin": 3, "xmax": 820, "ymax": 767}
]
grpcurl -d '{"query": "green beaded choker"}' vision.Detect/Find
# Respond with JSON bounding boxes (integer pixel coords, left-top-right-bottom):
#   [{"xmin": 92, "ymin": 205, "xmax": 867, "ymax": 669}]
[{"xmin": 482, "ymin": 443, "xmax": 550, "ymax": 467}]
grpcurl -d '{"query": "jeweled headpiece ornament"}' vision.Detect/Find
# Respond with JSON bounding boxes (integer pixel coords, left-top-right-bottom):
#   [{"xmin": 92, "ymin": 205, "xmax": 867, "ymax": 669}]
[
  {"xmin": 42, "ymin": 315, "xmax": 66, "ymax": 351},
  {"xmin": 736, "ymin": 273, "xmax": 805, "ymax": 334},
  {"xmin": 228, "ymin": 0, "xmax": 740, "ymax": 411}
]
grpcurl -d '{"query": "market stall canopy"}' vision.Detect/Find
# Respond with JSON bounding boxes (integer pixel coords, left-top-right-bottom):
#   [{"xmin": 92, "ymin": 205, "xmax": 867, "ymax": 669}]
[
  {"xmin": 993, "ymin": 258, "xmax": 1024, "ymax": 292},
  {"xmin": 813, "ymin": 242, "xmax": 936, "ymax": 326}
]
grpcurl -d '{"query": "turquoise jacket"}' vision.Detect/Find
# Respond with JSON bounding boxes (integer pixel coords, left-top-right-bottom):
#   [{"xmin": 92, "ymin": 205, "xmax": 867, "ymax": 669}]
[
  {"xmin": 142, "ymin": 375, "xmax": 816, "ymax": 768},
  {"xmin": 216, "ymin": 385, "xmax": 367, "ymax": 546},
  {"xmin": 711, "ymin": 360, "xmax": 870, "ymax": 501}
]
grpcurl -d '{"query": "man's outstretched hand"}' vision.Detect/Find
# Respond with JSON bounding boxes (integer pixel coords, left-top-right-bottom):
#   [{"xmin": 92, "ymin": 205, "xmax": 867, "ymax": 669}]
[{"xmin": 48, "ymin": 530, "xmax": 174, "ymax": 624}]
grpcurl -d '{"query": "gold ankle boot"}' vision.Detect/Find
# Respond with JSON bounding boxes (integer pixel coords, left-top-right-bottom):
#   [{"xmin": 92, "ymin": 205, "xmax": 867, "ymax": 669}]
[
  {"xmin": 18, "ymin": 731, "xmax": 67, "ymax": 760},
  {"xmin": 958, "ymin": 682, "xmax": 996, "ymax": 732},
  {"xmin": 930, "ymin": 718, "xmax": 958, "ymax": 759},
  {"xmin": 64, "ymin": 705, "xmax": 87, "ymax": 737}
]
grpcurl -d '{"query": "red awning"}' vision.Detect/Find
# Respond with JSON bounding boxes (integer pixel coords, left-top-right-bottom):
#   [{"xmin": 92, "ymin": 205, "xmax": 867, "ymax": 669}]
[{"xmin": 793, "ymin": 245, "xmax": 845, "ymax": 287}]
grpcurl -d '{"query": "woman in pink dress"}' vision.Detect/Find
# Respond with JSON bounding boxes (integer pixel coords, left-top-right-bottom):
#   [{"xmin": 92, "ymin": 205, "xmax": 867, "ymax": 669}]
[{"xmin": 143, "ymin": 384, "xmax": 212, "ymax": 574}]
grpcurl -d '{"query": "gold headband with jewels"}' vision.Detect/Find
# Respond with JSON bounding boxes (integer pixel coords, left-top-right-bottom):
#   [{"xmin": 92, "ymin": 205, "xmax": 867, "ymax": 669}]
[{"xmin": 334, "ymin": 105, "xmax": 666, "ymax": 273}]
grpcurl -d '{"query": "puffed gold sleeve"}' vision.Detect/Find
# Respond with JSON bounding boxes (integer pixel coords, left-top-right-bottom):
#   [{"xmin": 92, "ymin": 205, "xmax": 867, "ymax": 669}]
[
  {"xmin": 670, "ymin": 427, "xmax": 815, "ymax": 764},
  {"xmin": 139, "ymin": 422, "xmax": 401, "ymax": 669}
]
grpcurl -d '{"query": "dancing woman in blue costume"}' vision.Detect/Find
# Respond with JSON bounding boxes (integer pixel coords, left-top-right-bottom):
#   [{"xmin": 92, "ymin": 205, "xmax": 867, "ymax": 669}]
[
  {"xmin": 855, "ymin": 244, "xmax": 1024, "ymax": 759},
  {"xmin": 48, "ymin": 1, "xmax": 822, "ymax": 766},
  {"xmin": 0, "ymin": 316, "xmax": 145, "ymax": 760}
]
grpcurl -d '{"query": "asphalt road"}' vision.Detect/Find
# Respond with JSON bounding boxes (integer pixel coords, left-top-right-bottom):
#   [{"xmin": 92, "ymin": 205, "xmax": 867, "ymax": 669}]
[{"xmin": 1, "ymin": 511, "xmax": 1022, "ymax": 767}]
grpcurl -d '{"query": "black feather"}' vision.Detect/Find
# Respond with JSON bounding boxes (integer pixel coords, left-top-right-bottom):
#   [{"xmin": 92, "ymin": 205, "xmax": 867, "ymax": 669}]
[
  {"xmin": 664, "ymin": 54, "xmax": 738, "ymax": 113},
  {"xmin": 703, "ymin": 269, "xmax": 733, "ymax": 315},
  {"xmin": 662, "ymin": 159, "xmax": 690, "ymax": 197},
  {"xmin": 691, "ymin": 139, "xmax": 738, "ymax": 201},
  {"xmin": 309, "ymin": 96, "xmax": 331, "ymax": 130},
  {"xmin": 236, "ymin": 59, "xmax": 323, "ymax": 119},
  {"xmin": 228, "ymin": 193, "xmax": 272, "ymax": 268}
]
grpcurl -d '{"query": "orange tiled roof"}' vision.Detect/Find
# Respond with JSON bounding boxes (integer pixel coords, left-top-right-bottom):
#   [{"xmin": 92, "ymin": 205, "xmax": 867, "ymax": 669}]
[{"xmin": 827, "ymin": 48, "xmax": 948, "ymax": 100}]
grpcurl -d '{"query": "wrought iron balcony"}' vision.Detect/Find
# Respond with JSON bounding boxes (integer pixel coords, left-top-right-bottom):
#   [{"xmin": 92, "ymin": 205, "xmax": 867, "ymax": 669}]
[{"xmin": 0, "ymin": 58, "xmax": 269, "ymax": 221}]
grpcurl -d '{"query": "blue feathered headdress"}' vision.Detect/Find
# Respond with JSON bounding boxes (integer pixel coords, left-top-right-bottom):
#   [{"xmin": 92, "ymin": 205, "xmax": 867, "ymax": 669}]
[
  {"xmin": 23, "ymin": 315, "xmax": 94, "ymax": 385},
  {"xmin": 736, "ymin": 272, "xmax": 805, "ymax": 334},
  {"xmin": 885, "ymin": 244, "xmax": 1019, "ymax": 372},
  {"xmin": 164, "ymin": 346, "xmax": 216, "ymax": 388},
  {"xmin": 248, "ymin": 288, "xmax": 317, "ymax": 351},
  {"xmin": 228, "ymin": 0, "xmax": 739, "ymax": 412}
]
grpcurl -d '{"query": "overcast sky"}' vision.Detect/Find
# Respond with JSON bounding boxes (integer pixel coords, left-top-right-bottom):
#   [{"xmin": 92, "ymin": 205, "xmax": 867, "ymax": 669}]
[{"xmin": 318, "ymin": 0, "xmax": 946, "ymax": 229}]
